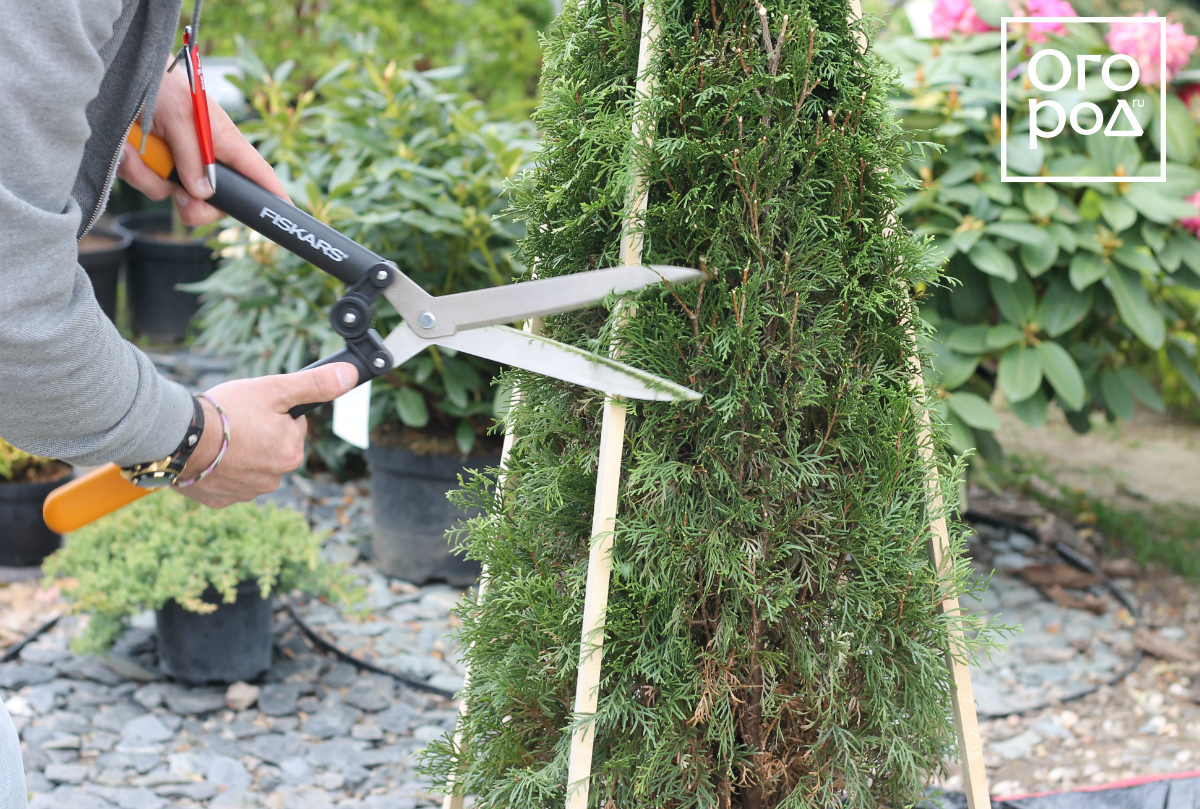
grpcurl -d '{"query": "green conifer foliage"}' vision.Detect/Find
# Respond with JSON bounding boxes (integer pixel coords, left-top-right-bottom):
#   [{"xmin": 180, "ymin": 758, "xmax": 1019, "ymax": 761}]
[{"xmin": 423, "ymin": 0, "xmax": 983, "ymax": 805}]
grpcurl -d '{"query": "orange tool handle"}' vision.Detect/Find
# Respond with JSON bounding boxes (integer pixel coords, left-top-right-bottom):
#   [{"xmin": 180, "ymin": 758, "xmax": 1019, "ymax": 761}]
[
  {"xmin": 126, "ymin": 123, "xmax": 176, "ymax": 181},
  {"xmin": 43, "ymin": 464, "xmax": 154, "ymax": 534}
]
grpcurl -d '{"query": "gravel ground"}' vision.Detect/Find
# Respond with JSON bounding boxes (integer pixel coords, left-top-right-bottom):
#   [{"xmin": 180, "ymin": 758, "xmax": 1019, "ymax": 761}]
[{"xmin": 2, "ymin": 473, "xmax": 469, "ymax": 809}]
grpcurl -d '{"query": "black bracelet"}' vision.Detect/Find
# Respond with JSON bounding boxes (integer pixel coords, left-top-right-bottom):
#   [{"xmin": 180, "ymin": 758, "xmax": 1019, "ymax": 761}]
[{"xmin": 120, "ymin": 396, "xmax": 206, "ymax": 488}]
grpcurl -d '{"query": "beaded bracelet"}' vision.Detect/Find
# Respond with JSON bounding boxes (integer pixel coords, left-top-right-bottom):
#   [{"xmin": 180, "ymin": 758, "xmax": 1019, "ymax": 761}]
[{"xmin": 174, "ymin": 395, "xmax": 231, "ymax": 488}]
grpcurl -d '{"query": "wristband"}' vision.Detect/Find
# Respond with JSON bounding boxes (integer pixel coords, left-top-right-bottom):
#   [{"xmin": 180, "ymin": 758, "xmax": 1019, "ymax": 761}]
[
  {"xmin": 174, "ymin": 395, "xmax": 230, "ymax": 488},
  {"xmin": 121, "ymin": 396, "xmax": 205, "ymax": 488}
]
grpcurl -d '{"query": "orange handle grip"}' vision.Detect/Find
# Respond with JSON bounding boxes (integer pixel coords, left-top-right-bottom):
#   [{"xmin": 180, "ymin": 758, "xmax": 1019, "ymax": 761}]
[
  {"xmin": 126, "ymin": 123, "xmax": 176, "ymax": 181},
  {"xmin": 43, "ymin": 464, "xmax": 154, "ymax": 534}
]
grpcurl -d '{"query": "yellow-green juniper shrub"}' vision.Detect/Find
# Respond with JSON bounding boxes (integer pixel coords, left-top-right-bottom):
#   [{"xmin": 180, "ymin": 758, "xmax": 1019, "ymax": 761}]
[{"xmin": 43, "ymin": 492, "xmax": 359, "ymax": 653}]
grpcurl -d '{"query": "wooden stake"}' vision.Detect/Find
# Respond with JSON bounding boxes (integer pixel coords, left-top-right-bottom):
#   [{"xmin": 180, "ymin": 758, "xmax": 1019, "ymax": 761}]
[
  {"xmin": 847, "ymin": 1, "xmax": 988, "ymax": 797},
  {"xmin": 564, "ymin": 7, "xmax": 660, "ymax": 808},
  {"xmin": 442, "ymin": 320, "xmax": 541, "ymax": 809}
]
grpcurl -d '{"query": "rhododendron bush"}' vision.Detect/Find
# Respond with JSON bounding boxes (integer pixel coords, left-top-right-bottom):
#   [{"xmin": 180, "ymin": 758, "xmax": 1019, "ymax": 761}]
[{"xmin": 878, "ymin": 8, "xmax": 1200, "ymax": 480}]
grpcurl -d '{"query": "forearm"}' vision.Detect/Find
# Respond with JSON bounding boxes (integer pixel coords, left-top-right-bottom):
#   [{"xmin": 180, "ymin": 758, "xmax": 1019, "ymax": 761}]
[{"xmin": 0, "ymin": 191, "xmax": 193, "ymax": 467}]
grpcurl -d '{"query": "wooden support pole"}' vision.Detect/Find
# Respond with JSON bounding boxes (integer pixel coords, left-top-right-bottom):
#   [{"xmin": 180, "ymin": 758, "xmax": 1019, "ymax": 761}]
[{"xmin": 564, "ymin": 7, "xmax": 660, "ymax": 809}]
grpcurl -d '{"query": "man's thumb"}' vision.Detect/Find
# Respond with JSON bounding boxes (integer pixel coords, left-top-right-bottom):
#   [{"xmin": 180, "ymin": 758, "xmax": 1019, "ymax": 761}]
[{"xmin": 277, "ymin": 363, "xmax": 359, "ymax": 410}]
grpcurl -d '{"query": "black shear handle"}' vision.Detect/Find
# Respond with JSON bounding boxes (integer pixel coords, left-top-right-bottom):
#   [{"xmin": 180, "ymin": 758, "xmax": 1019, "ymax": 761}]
[
  {"xmin": 288, "ymin": 348, "xmax": 363, "ymax": 419},
  {"xmin": 208, "ymin": 164, "xmax": 387, "ymax": 288}
]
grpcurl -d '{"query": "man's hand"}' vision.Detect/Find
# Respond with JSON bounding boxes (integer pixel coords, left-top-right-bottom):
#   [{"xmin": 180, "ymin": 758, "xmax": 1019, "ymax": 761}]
[
  {"xmin": 117, "ymin": 59, "xmax": 290, "ymax": 225},
  {"xmin": 177, "ymin": 363, "xmax": 359, "ymax": 508}
]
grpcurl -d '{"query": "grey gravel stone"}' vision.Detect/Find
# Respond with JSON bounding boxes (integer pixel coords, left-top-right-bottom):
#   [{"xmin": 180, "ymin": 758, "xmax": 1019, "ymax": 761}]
[
  {"xmin": 343, "ymin": 676, "xmax": 393, "ymax": 712},
  {"xmin": 91, "ymin": 769, "xmax": 132, "ymax": 787},
  {"xmin": 68, "ymin": 682, "xmax": 119, "ymax": 708},
  {"xmin": 240, "ymin": 732, "xmax": 308, "ymax": 764},
  {"xmin": 302, "ymin": 703, "xmax": 360, "ymax": 738},
  {"xmin": 280, "ymin": 756, "xmax": 312, "ymax": 785},
  {"xmin": 21, "ymin": 646, "xmax": 73, "ymax": 665},
  {"xmin": 154, "ymin": 782, "xmax": 219, "ymax": 801},
  {"xmin": 43, "ymin": 711, "xmax": 92, "ymax": 735},
  {"xmin": 93, "ymin": 703, "xmax": 145, "ymax": 733},
  {"xmin": 121, "ymin": 714, "xmax": 173, "ymax": 745},
  {"xmin": 412, "ymin": 724, "xmax": 445, "ymax": 744},
  {"xmin": 258, "ymin": 683, "xmax": 302, "ymax": 716},
  {"xmin": 131, "ymin": 684, "xmax": 165, "ymax": 711},
  {"xmin": 44, "ymin": 763, "xmax": 90, "ymax": 784},
  {"xmin": 56, "ymin": 656, "xmax": 124, "ymax": 685},
  {"xmin": 85, "ymin": 787, "xmax": 166, "ymax": 809},
  {"xmin": 991, "ymin": 729, "xmax": 1043, "ymax": 760},
  {"xmin": 29, "ymin": 786, "xmax": 118, "ymax": 809},
  {"xmin": 306, "ymin": 739, "xmax": 366, "ymax": 771},
  {"xmin": 359, "ymin": 747, "xmax": 405, "ymax": 768},
  {"xmin": 350, "ymin": 721, "xmax": 384, "ymax": 741},
  {"xmin": 207, "ymin": 754, "xmax": 253, "ymax": 789},
  {"xmin": 163, "ymin": 685, "xmax": 227, "ymax": 715},
  {"xmin": 97, "ymin": 752, "xmax": 162, "ymax": 774},
  {"xmin": 0, "ymin": 662, "xmax": 58, "ymax": 688},
  {"xmin": 25, "ymin": 770, "xmax": 54, "ymax": 793},
  {"xmin": 84, "ymin": 731, "xmax": 120, "ymax": 753},
  {"xmin": 210, "ymin": 790, "xmax": 261, "ymax": 808},
  {"xmin": 129, "ymin": 771, "xmax": 193, "ymax": 788},
  {"xmin": 374, "ymin": 703, "xmax": 417, "ymax": 735},
  {"xmin": 321, "ymin": 662, "xmax": 358, "ymax": 688},
  {"xmin": 427, "ymin": 673, "xmax": 465, "ymax": 694},
  {"xmin": 229, "ymin": 719, "xmax": 267, "ymax": 738},
  {"xmin": 377, "ymin": 654, "xmax": 443, "ymax": 680},
  {"xmin": 26, "ymin": 682, "xmax": 73, "ymax": 714}
]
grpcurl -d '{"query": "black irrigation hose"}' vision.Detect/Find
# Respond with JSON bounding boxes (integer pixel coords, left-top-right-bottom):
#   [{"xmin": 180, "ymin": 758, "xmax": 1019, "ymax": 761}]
[
  {"xmin": 963, "ymin": 509, "xmax": 1144, "ymax": 720},
  {"xmin": 1, "ymin": 615, "xmax": 60, "ymax": 663},
  {"xmin": 281, "ymin": 600, "xmax": 456, "ymax": 701}
]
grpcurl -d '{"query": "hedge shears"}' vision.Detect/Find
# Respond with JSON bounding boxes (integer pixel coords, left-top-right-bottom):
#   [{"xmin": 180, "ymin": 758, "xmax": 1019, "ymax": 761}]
[{"xmin": 43, "ymin": 126, "xmax": 702, "ymax": 534}]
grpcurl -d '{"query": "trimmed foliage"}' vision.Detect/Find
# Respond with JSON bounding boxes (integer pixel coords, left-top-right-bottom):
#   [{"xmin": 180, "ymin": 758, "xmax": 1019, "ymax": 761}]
[{"xmin": 423, "ymin": 0, "xmax": 989, "ymax": 807}]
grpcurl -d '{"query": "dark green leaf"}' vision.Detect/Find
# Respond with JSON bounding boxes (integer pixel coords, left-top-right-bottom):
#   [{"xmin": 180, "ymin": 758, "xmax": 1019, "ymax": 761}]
[
  {"xmin": 1069, "ymin": 252, "xmax": 1108, "ymax": 290},
  {"xmin": 944, "ymin": 409, "xmax": 977, "ymax": 455},
  {"xmin": 998, "ymin": 344, "xmax": 1043, "ymax": 402},
  {"xmin": 1009, "ymin": 388, "xmax": 1048, "ymax": 428},
  {"xmin": 1020, "ymin": 238, "xmax": 1058, "ymax": 277},
  {"xmin": 1116, "ymin": 366, "xmax": 1165, "ymax": 412},
  {"xmin": 940, "ymin": 160, "xmax": 982, "ymax": 187},
  {"xmin": 1047, "ymin": 222, "xmax": 1077, "ymax": 253},
  {"xmin": 969, "ymin": 239, "xmax": 1017, "ymax": 281},
  {"xmin": 1037, "ymin": 278, "xmax": 1093, "ymax": 337},
  {"xmin": 1023, "ymin": 184, "xmax": 1058, "ymax": 219},
  {"xmin": 394, "ymin": 388, "xmax": 429, "ymax": 428},
  {"xmin": 1112, "ymin": 246, "xmax": 1160, "ymax": 276},
  {"xmin": 987, "ymin": 222, "xmax": 1055, "ymax": 248},
  {"xmin": 986, "ymin": 324, "xmax": 1024, "ymax": 349},
  {"xmin": 989, "ymin": 271, "xmax": 1037, "ymax": 325},
  {"xmin": 946, "ymin": 391, "xmax": 1001, "ymax": 431},
  {"xmin": 1100, "ymin": 369, "xmax": 1135, "ymax": 420},
  {"xmin": 1124, "ymin": 187, "xmax": 1200, "ymax": 225},
  {"xmin": 1172, "ymin": 232, "xmax": 1200, "ymax": 274},
  {"xmin": 455, "ymin": 419, "xmax": 476, "ymax": 455},
  {"xmin": 1167, "ymin": 345, "xmax": 1200, "ymax": 401},
  {"xmin": 1100, "ymin": 196, "xmax": 1137, "ymax": 233},
  {"xmin": 946, "ymin": 324, "xmax": 990, "ymax": 354},
  {"xmin": 1036, "ymin": 341, "xmax": 1086, "ymax": 411},
  {"xmin": 1106, "ymin": 263, "xmax": 1166, "ymax": 349}
]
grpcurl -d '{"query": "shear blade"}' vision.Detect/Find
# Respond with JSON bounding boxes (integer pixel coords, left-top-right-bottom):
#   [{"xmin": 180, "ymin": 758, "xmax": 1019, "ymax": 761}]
[{"xmin": 383, "ymin": 324, "xmax": 700, "ymax": 402}]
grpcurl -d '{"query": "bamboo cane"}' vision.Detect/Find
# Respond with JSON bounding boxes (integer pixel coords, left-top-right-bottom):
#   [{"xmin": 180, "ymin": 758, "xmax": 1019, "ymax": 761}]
[
  {"xmin": 845, "ymin": 3, "xmax": 989, "ymax": 799},
  {"xmin": 442, "ymin": 320, "xmax": 542, "ymax": 809},
  {"xmin": 563, "ymin": 6, "xmax": 660, "ymax": 808}
]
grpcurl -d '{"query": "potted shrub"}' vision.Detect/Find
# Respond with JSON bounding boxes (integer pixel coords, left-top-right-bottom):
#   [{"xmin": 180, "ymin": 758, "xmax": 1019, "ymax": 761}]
[
  {"xmin": 78, "ymin": 225, "xmax": 131, "ymax": 323},
  {"xmin": 113, "ymin": 208, "xmax": 214, "ymax": 343},
  {"xmin": 187, "ymin": 51, "xmax": 535, "ymax": 585},
  {"xmin": 0, "ymin": 439, "xmax": 71, "ymax": 567},
  {"xmin": 43, "ymin": 491, "xmax": 357, "ymax": 684}
]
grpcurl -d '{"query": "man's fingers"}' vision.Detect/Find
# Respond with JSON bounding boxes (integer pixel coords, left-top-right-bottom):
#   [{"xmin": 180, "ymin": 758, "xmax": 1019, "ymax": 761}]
[
  {"xmin": 173, "ymin": 191, "xmax": 223, "ymax": 227},
  {"xmin": 273, "ymin": 363, "xmax": 359, "ymax": 412}
]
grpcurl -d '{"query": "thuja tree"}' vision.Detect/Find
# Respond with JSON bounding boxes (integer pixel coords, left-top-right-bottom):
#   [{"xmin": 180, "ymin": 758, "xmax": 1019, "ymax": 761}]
[{"xmin": 424, "ymin": 0, "xmax": 986, "ymax": 806}]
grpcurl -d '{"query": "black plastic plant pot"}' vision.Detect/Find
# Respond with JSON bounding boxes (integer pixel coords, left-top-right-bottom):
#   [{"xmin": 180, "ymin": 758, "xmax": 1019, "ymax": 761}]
[
  {"xmin": 366, "ymin": 444, "xmax": 501, "ymax": 587},
  {"xmin": 78, "ymin": 226, "xmax": 131, "ymax": 323},
  {"xmin": 113, "ymin": 210, "xmax": 214, "ymax": 343},
  {"xmin": 155, "ymin": 579, "xmax": 272, "ymax": 685},
  {"xmin": 0, "ymin": 470, "xmax": 72, "ymax": 567}
]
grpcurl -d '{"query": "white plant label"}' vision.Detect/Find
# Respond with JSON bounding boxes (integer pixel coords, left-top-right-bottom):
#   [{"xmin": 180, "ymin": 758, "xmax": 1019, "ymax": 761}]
[{"xmin": 333, "ymin": 379, "xmax": 371, "ymax": 449}]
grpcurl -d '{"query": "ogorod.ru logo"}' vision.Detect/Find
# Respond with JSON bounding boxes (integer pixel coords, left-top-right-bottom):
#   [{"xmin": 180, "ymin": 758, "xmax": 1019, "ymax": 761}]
[{"xmin": 1000, "ymin": 16, "xmax": 1167, "ymax": 182}]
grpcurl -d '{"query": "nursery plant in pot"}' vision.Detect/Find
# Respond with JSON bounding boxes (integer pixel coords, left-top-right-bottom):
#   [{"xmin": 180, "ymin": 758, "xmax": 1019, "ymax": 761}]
[
  {"xmin": 78, "ymin": 225, "xmax": 131, "ymax": 323},
  {"xmin": 0, "ymin": 439, "xmax": 71, "ymax": 567},
  {"xmin": 187, "ymin": 51, "xmax": 535, "ymax": 585},
  {"xmin": 43, "ymin": 491, "xmax": 357, "ymax": 684},
  {"xmin": 114, "ymin": 208, "xmax": 214, "ymax": 343}
]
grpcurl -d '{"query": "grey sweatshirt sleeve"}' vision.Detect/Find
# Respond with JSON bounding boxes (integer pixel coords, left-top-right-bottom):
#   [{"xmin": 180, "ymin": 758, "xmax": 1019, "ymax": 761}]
[
  {"xmin": 0, "ymin": 0, "xmax": 194, "ymax": 467},
  {"xmin": 0, "ymin": 699, "xmax": 25, "ymax": 809}
]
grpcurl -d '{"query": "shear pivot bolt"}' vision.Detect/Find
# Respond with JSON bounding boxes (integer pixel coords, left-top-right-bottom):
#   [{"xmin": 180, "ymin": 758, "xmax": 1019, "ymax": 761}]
[
  {"xmin": 418, "ymin": 312, "xmax": 436, "ymax": 330},
  {"xmin": 372, "ymin": 357, "xmax": 387, "ymax": 369},
  {"xmin": 376, "ymin": 269, "xmax": 389, "ymax": 282},
  {"xmin": 342, "ymin": 312, "xmax": 357, "ymax": 325}
]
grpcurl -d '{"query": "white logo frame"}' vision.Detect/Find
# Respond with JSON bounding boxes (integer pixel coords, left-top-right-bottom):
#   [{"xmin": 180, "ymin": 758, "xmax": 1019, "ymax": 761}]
[{"xmin": 999, "ymin": 16, "xmax": 1167, "ymax": 183}]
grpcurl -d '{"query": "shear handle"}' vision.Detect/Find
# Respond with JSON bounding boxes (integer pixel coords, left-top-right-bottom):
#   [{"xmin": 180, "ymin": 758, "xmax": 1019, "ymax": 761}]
[{"xmin": 126, "ymin": 124, "xmax": 392, "ymax": 290}]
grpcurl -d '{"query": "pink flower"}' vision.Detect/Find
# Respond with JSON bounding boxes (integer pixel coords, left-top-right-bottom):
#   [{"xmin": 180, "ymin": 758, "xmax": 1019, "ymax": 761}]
[
  {"xmin": 1106, "ymin": 12, "xmax": 1199, "ymax": 87},
  {"xmin": 1024, "ymin": 0, "xmax": 1078, "ymax": 42},
  {"xmin": 1181, "ymin": 191, "xmax": 1200, "ymax": 234},
  {"xmin": 930, "ymin": 0, "xmax": 995, "ymax": 38}
]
